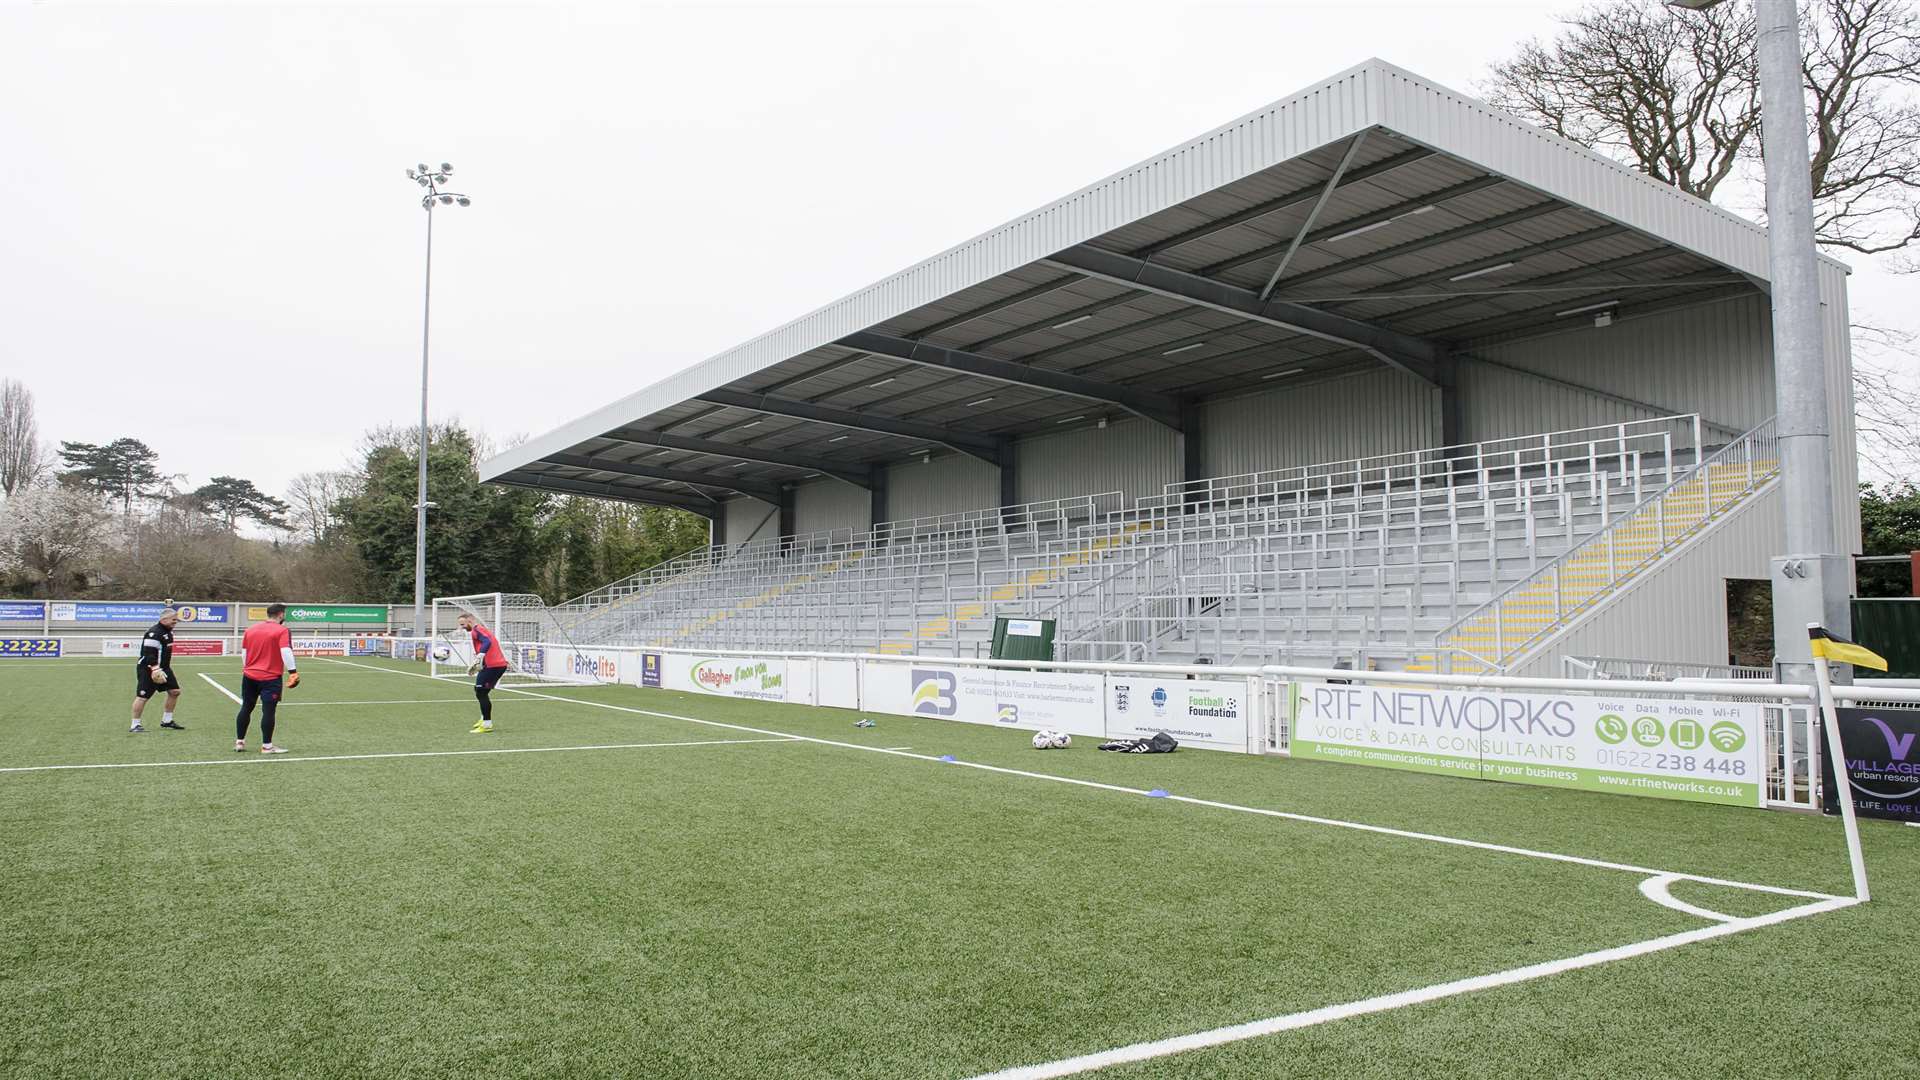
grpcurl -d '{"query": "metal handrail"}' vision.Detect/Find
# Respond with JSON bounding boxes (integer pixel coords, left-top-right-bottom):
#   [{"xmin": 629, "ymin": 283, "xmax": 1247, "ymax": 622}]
[{"xmin": 1434, "ymin": 416, "xmax": 1779, "ymax": 672}]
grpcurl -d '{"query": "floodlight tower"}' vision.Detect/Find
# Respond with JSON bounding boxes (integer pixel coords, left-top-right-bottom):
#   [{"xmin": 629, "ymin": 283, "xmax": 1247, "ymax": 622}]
[
  {"xmin": 404, "ymin": 163, "xmax": 472, "ymax": 636},
  {"xmin": 1667, "ymin": 0, "xmax": 1846, "ymax": 675}
]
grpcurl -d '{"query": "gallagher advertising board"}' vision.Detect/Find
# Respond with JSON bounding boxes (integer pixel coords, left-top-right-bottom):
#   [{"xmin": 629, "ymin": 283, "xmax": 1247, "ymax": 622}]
[
  {"xmin": 1290, "ymin": 682, "xmax": 1763, "ymax": 807},
  {"xmin": 667, "ymin": 656, "xmax": 787, "ymax": 702},
  {"xmin": 1823, "ymin": 707, "xmax": 1920, "ymax": 822}
]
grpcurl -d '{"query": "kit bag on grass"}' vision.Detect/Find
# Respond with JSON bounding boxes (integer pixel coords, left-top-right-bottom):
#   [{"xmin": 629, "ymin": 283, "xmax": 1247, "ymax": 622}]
[{"xmin": 1098, "ymin": 732, "xmax": 1180, "ymax": 753}]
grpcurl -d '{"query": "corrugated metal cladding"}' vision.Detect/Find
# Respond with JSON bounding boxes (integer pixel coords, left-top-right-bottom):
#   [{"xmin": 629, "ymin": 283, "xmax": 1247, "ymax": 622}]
[
  {"xmin": 1201, "ymin": 369, "xmax": 1440, "ymax": 478},
  {"xmin": 1512, "ymin": 485, "xmax": 1781, "ymax": 676},
  {"xmin": 1013, "ymin": 418, "xmax": 1181, "ymax": 505},
  {"xmin": 885, "ymin": 454, "xmax": 999, "ymax": 522},
  {"xmin": 722, "ymin": 497, "xmax": 779, "ymax": 550},
  {"xmin": 1461, "ymin": 295, "xmax": 1774, "ymax": 440},
  {"xmin": 487, "ymin": 59, "xmax": 1830, "ymax": 482},
  {"xmin": 791, "ymin": 478, "xmax": 871, "ymax": 536}
]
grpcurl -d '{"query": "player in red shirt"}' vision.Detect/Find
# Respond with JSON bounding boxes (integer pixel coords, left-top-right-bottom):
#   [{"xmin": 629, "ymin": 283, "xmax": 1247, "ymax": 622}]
[
  {"xmin": 236, "ymin": 603, "xmax": 300, "ymax": 754},
  {"xmin": 457, "ymin": 612, "xmax": 511, "ymax": 734}
]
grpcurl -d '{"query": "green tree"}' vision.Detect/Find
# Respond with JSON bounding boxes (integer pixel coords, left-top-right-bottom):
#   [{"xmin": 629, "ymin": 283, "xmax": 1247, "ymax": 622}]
[
  {"xmin": 191, "ymin": 476, "xmax": 291, "ymax": 532},
  {"xmin": 58, "ymin": 438, "xmax": 167, "ymax": 515},
  {"xmin": 534, "ymin": 498, "xmax": 711, "ymax": 602},
  {"xmin": 1858, "ymin": 482, "xmax": 1920, "ymax": 596},
  {"xmin": 334, "ymin": 425, "xmax": 550, "ymax": 602}
]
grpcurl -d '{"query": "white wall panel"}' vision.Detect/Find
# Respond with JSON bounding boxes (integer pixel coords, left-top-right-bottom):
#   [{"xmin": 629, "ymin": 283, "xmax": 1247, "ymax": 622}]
[
  {"xmin": 885, "ymin": 454, "xmax": 999, "ymax": 523},
  {"xmin": 1461, "ymin": 295, "xmax": 1773, "ymax": 441},
  {"xmin": 722, "ymin": 497, "xmax": 779, "ymax": 550},
  {"xmin": 1201, "ymin": 369, "xmax": 1440, "ymax": 479},
  {"xmin": 791, "ymin": 478, "xmax": 870, "ymax": 536},
  {"xmin": 1014, "ymin": 418, "xmax": 1181, "ymax": 505}
]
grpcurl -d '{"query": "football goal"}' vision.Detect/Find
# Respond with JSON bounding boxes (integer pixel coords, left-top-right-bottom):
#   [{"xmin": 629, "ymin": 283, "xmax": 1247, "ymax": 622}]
[{"xmin": 397, "ymin": 592, "xmax": 607, "ymax": 686}]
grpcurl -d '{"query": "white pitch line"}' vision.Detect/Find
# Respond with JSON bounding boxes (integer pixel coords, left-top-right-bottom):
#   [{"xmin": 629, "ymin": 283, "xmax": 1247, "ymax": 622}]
[
  {"xmin": 279, "ymin": 699, "xmax": 474, "ymax": 706},
  {"xmin": 1636, "ymin": 874, "xmax": 1736, "ymax": 923},
  {"xmin": 0, "ymin": 737, "xmax": 795, "ymax": 774},
  {"xmin": 886, "ymin": 746, "xmax": 914, "ymax": 751},
  {"xmin": 316, "ymin": 658, "xmax": 1846, "ymax": 904},
  {"xmin": 197, "ymin": 672, "xmax": 243, "ymax": 704},
  {"xmin": 963, "ymin": 894, "xmax": 1858, "ymax": 1080}
]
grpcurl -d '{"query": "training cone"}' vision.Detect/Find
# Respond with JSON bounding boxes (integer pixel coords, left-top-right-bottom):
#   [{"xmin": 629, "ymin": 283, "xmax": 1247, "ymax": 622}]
[
  {"xmin": 1146, "ymin": 788, "xmax": 1170, "ymax": 798},
  {"xmin": 939, "ymin": 754, "xmax": 957, "ymax": 763}
]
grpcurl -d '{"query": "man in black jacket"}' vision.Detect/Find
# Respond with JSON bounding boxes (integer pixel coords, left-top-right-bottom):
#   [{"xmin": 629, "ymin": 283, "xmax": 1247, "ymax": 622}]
[{"xmin": 130, "ymin": 609, "xmax": 186, "ymax": 733}]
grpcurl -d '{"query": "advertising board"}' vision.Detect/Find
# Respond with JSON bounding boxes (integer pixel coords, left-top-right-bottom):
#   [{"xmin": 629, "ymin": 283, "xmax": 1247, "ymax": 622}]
[
  {"xmin": 249, "ymin": 605, "xmax": 387, "ymax": 624},
  {"xmin": 0, "ymin": 601, "xmax": 47, "ymax": 621},
  {"xmin": 1106, "ymin": 677, "xmax": 1253, "ymax": 751},
  {"xmin": 291, "ymin": 638, "xmax": 350, "ymax": 657},
  {"xmin": 1822, "ymin": 707, "xmax": 1920, "ymax": 822},
  {"xmin": 55, "ymin": 602, "xmax": 227, "ymax": 624},
  {"xmin": 1289, "ymin": 682, "xmax": 1763, "ymax": 807},
  {"xmin": 866, "ymin": 662, "xmax": 1105, "ymax": 736},
  {"xmin": 666, "ymin": 656, "xmax": 788, "ymax": 702},
  {"xmin": 0, "ymin": 637, "xmax": 60, "ymax": 658}
]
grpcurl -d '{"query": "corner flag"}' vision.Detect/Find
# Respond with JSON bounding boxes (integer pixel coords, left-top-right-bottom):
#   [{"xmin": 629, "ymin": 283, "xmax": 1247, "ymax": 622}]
[{"xmin": 1808, "ymin": 626, "xmax": 1888, "ymax": 671}]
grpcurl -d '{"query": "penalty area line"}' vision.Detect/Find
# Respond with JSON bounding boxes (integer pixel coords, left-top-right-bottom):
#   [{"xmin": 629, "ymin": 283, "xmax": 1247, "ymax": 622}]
[
  {"xmin": 198, "ymin": 672, "xmax": 243, "ymax": 704},
  {"xmin": 0, "ymin": 737, "xmax": 796, "ymax": 774},
  {"xmin": 965, "ymin": 894, "xmax": 1858, "ymax": 1080}
]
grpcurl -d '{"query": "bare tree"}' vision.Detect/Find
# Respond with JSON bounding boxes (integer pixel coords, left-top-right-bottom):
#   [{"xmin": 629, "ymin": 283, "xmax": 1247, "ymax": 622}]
[
  {"xmin": 1486, "ymin": 1, "xmax": 1920, "ymax": 482},
  {"xmin": 1485, "ymin": 0, "xmax": 1920, "ymax": 258},
  {"xmin": 0, "ymin": 379, "xmax": 46, "ymax": 497},
  {"xmin": 286, "ymin": 470, "xmax": 357, "ymax": 546}
]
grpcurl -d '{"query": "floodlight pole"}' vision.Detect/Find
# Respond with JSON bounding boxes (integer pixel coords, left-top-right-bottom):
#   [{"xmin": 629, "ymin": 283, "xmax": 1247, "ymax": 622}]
[
  {"xmin": 404, "ymin": 163, "xmax": 471, "ymax": 637},
  {"xmin": 1670, "ymin": 0, "xmax": 1847, "ymax": 677}
]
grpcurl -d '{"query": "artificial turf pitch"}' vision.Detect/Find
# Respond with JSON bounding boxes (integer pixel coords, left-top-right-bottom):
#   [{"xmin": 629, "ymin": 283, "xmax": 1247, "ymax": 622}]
[{"xmin": 1, "ymin": 655, "xmax": 1913, "ymax": 1079}]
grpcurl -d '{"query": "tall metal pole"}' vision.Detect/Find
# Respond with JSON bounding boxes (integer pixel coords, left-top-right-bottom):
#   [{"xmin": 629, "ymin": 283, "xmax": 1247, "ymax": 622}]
[
  {"xmin": 1751, "ymin": 0, "xmax": 1850, "ymax": 684},
  {"xmin": 413, "ymin": 203, "xmax": 434, "ymax": 637},
  {"xmin": 1756, "ymin": 0, "xmax": 1834, "ymax": 559}
]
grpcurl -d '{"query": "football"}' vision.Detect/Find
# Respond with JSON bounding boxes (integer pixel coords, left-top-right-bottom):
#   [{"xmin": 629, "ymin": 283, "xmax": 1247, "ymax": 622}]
[
  {"xmin": 1031, "ymin": 730, "xmax": 1055, "ymax": 749},
  {"xmin": 1050, "ymin": 731, "xmax": 1071, "ymax": 749},
  {"xmin": 431, "ymin": 644, "xmax": 453, "ymax": 662}
]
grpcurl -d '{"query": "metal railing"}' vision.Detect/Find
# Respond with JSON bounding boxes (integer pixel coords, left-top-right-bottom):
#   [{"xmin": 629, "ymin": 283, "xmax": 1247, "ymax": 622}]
[{"xmin": 1432, "ymin": 417, "xmax": 1779, "ymax": 674}]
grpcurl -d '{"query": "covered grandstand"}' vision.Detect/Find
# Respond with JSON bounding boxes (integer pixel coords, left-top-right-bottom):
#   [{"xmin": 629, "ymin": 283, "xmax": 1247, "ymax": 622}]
[{"xmin": 481, "ymin": 59, "xmax": 1857, "ymax": 675}]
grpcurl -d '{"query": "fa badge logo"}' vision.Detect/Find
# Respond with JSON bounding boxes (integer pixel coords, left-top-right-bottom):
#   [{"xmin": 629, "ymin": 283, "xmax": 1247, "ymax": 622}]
[
  {"xmin": 1113, "ymin": 683, "xmax": 1131, "ymax": 713},
  {"xmin": 911, "ymin": 669, "xmax": 958, "ymax": 716},
  {"xmin": 1150, "ymin": 686, "xmax": 1169, "ymax": 716}
]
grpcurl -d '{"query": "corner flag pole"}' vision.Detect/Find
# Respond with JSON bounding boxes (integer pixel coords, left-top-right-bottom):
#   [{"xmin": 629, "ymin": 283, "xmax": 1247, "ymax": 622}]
[{"xmin": 1807, "ymin": 621, "xmax": 1870, "ymax": 902}]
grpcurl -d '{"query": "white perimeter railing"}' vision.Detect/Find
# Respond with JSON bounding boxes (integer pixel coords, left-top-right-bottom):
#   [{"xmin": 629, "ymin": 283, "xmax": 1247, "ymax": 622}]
[{"xmin": 358, "ymin": 640, "xmax": 1920, "ymax": 815}]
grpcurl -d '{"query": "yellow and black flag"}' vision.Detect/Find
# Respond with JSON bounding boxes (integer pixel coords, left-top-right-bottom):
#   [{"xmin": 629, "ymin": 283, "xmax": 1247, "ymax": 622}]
[{"xmin": 1808, "ymin": 626, "xmax": 1889, "ymax": 671}]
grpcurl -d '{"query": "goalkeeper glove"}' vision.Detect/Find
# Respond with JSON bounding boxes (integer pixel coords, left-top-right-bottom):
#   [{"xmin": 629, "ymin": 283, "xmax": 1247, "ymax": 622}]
[
  {"xmin": 286, "ymin": 670, "xmax": 301, "ymax": 689},
  {"xmin": 466, "ymin": 661, "xmax": 482, "ymax": 676}
]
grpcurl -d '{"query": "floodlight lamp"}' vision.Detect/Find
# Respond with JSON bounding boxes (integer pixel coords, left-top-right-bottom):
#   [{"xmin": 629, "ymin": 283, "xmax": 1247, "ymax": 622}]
[
  {"xmin": 406, "ymin": 168, "xmax": 416, "ymax": 179},
  {"xmin": 440, "ymin": 163, "xmax": 453, "ymax": 174},
  {"xmin": 456, "ymin": 196, "xmax": 470, "ymax": 206},
  {"xmin": 439, "ymin": 194, "xmax": 454, "ymax": 204},
  {"xmin": 417, "ymin": 163, "xmax": 428, "ymax": 173},
  {"xmin": 1666, "ymin": 0, "xmax": 1723, "ymax": 9}
]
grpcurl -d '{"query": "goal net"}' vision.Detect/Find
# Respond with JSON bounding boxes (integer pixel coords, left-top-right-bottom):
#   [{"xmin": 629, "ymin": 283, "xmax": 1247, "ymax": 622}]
[{"xmin": 420, "ymin": 592, "xmax": 606, "ymax": 686}]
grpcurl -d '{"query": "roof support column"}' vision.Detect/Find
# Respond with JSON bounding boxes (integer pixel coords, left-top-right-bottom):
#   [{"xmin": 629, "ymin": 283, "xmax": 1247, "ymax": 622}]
[
  {"xmin": 998, "ymin": 436, "xmax": 1019, "ymax": 529},
  {"xmin": 710, "ymin": 510, "xmax": 725, "ymax": 550},
  {"xmin": 869, "ymin": 465, "xmax": 889, "ymax": 545},
  {"xmin": 779, "ymin": 485, "xmax": 797, "ymax": 556},
  {"xmin": 1434, "ymin": 353, "xmax": 1462, "ymax": 451},
  {"xmin": 1181, "ymin": 398, "xmax": 1205, "ymax": 512}
]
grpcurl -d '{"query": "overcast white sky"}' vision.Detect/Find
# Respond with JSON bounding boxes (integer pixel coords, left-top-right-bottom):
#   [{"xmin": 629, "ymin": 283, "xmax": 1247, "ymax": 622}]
[{"xmin": 3, "ymin": 1, "xmax": 1913, "ymax": 498}]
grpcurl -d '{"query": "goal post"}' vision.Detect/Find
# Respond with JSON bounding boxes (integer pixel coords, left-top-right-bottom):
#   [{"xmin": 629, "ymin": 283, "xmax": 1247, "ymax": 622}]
[{"xmin": 428, "ymin": 592, "xmax": 605, "ymax": 686}]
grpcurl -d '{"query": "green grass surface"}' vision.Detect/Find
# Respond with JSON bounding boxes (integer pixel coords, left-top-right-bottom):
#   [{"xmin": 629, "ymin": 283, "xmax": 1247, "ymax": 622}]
[{"xmin": 1, "ymin": 656, "xmax": 1912, "ymax": 1079}]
